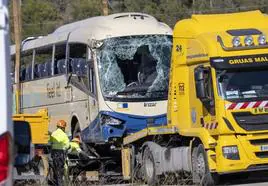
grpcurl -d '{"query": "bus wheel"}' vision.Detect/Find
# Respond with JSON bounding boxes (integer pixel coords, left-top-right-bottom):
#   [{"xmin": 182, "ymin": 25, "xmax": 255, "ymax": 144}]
[
  {"xmin": 143, "ymin": 147, "xmax": 158, "ymax": 185},
  {"xmin": 192, "ymin": 144, "xmax": 218, "ymax": 186}
]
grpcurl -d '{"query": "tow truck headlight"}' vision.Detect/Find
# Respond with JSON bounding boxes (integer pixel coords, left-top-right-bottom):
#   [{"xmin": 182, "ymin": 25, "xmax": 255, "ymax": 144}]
[
  {"xmin": 258, "ymin": 35, "xmax": 267, "ymax": 45},
  {"xmin": 100, "ymin": 114, "xmax": 123, "ymax": 126},
  {"xmin": 232, "ymin": 36, "xmax": 241, "ymax": 47},
  {"xmin": 244, "ymin": 35, "xmax": 254, "ymax": 46},
  {"xmin": 222, "ymin": 145, "xmax": 240, "ymax": 160}
]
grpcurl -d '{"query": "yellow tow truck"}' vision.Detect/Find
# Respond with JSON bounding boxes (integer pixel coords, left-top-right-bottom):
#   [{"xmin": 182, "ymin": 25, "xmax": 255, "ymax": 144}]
[{"xmin": 121, "ymin": 10, "xmax": 268, "ymax": 185}]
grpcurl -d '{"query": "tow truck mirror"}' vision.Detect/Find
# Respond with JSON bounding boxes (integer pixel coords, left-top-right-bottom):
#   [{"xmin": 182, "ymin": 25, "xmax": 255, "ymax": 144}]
[
  {"xmin": 196, "ymin": 80, "xmax": 206, "ymax": 100},
  {"xmin": 194, "ymin": 66, "xmax": 213, "ymax": 102},
  {"xmin": 195, "ymin": 67, "xmax": 207, "ymax": 100}
]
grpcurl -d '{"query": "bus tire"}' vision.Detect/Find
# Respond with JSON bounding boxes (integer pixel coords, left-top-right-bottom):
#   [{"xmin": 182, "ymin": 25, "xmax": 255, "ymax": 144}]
[
  {"xmin": 143, "ymin": 147, "xmax": 158, "ymax": 186},
  {"xmin": 192, "ymin": 144, "xmax": 218, "ymax": 186}
]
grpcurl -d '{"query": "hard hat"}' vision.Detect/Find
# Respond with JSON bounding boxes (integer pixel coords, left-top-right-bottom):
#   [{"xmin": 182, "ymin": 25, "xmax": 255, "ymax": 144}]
[
  {"xmin": 57, "ymin": 120, "xmax": 67, "ymax": 128},
  {"xmin": 72, "ymin": 137, "xmax": 81, "ymax": 143}
]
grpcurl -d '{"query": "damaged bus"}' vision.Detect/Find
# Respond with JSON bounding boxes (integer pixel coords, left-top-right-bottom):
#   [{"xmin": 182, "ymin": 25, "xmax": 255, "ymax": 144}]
[{"xmin": 11, "ymin": 12, "xmax": 172, "ymax": 147}]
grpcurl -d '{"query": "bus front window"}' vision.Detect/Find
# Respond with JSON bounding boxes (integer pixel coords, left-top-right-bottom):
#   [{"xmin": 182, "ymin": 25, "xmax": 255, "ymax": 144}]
[
  {"xmin": 217, "ymin": 69, "xmax": 268, "ymax": 101},
  {"xmin": 96, "ymin": 35, "xmax": 172, "ymax": 101}
]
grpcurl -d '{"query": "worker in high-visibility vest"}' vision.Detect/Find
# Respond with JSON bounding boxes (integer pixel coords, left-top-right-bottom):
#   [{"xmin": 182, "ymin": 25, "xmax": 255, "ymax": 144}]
[
  {"xmin": 69, "ymin": 136, "xmax": 94, "ymax": 160},
  {"xmin": 50, "ymin": 120, "xmax": 70, "ymax": 186}
]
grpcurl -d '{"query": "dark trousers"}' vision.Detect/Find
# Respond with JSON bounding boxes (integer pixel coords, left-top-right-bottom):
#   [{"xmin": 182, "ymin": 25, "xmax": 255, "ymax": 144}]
[{"xmin": 51, "ymin": 149, "xmax": 66, "ymax": 186}]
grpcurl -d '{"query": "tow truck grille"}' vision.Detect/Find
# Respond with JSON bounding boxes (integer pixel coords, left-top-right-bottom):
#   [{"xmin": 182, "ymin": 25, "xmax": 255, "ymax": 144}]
[
  {"xmin": 256, "ymin": 152, "xmax": 268, "ymax": 158},
  {"xmin": 233, "ymin": 112, "xmax": 268, "ymax": 131},
  {"xmin": 249, "ymin": 138, "xmax": 268, "ymax": 159},
  {"xmin": 250, "ymin": 139, "xmax": 268, "ymax": 145}
]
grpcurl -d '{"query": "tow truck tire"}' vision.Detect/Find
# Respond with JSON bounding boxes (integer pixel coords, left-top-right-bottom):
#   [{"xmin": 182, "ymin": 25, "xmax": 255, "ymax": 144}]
[
  {"xmin": 143, "ymin": 147, "xmax": 158, "ymax": 186},
  {"xmin": 192, "ymin": 144, "xmax": 218, "ymax": 186}
]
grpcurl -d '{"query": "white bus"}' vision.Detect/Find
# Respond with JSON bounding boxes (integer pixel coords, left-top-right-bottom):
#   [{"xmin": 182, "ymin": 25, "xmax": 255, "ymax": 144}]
[
  {"xmin": 0, "ymin": 0, "xmax": 12, "ymax": 184},
  {"xmin": 11, "ymin": 13, "xmax": 172, "ymax": 144}
]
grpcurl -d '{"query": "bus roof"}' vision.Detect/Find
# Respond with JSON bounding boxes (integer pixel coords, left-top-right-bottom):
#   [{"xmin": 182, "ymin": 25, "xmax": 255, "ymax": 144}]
[{"xmin": 11, "ymin": 12, "xmax": 172, "ymax": 55}]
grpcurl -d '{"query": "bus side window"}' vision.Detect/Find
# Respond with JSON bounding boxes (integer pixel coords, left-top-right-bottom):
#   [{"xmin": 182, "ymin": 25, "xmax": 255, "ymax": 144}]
[
  {"xmin": 11, "ymin": 57, "xmax": 15, "ymax": 84},
  {"xmin": 21, "ymin": 51, "xmax": 33, "ymax": 81},
  {"xmin": 45, "ymin": 61, "xmax": 52, "ymax": 76},
  {"xmin": 20, "ymin": 68, "xmax": 26, "ymax": 81},
  {"xmin": 89, "ymin": 65, "xmax": 96, "ymax": 94},
  {"xmin": 57, "ymin": 59, "xmax": 66, "ymax": 74},
  {"xmin": 69, "ymin": 43, "xmax": 89, "ymax": 87},
  {"xmin": 34, "ymin": 46, "xmax": 53, "ymax": 79},
  {"xmin": 54, "ymin": 43, "xmax": 67, "ymax": 75},
  {"xmin": 25, "ymin": 65, "xmax": 32, "ymax": 81},
  {"xmin": 69, "ymin": 44, "xmax": 87, "ymax": 71}
]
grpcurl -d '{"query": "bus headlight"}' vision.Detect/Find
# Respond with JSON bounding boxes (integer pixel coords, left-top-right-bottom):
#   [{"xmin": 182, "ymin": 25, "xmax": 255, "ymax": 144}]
[
  {"xmin": 258, "ymin": 35, "xmax": 267, "ymax": 45},
  {"xmin": 222, "ymin": 145, "xmax": 240, "ymax": 160},
  {"xmin": 244, "ymin": 35, "xmax": 254, "ymax": 46},
  {"xmin": 232, "ymin": 36, "xmax": 241, "ymax": 47},
  {"xmin": 101, "ymin": 114, "xmax": 123, "ymax": 126}
]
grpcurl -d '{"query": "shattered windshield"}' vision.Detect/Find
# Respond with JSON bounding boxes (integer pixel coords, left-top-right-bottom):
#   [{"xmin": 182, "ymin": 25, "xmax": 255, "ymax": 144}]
[
  {"xmin": 96, "ymin": 35, "xmax": 172, "ymax": 101},
  {"xmin": 217, "ymin": 69, "xmax": 268, "ymax": 100}
]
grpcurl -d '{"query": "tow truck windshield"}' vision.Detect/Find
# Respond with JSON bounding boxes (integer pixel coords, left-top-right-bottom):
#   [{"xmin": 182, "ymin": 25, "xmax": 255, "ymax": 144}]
[{"xmin": 217, "ymin": 69, "xmax": 268, "ymax": 101}]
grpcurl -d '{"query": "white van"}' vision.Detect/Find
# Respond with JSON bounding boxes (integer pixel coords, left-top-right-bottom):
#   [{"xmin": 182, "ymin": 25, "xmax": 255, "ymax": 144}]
[{"xmin": 0, "ymin": 0, "xmax": 13, "ymax": 185}]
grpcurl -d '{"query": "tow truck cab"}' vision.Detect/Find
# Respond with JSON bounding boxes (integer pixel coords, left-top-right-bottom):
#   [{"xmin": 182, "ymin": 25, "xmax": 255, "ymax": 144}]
[{"xmin": 169, "ymin": 10, "xmax": 268, "ymax": 176}]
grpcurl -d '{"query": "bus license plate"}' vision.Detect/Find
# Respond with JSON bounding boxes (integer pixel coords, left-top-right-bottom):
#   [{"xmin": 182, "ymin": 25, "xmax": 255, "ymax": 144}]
[{"xmin": 260, "ymin": 145, "xmax": 268, "ymax": 151}]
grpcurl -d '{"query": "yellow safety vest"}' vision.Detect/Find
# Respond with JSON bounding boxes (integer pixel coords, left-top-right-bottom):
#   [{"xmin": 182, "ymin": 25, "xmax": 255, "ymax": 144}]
[
  {"xmin": 70, "ymin": 142, "xmax": 82, "ymax": 155},
  {"xmin": 50, "ymin": 128, "xmax": 70, "ymax": 150}
]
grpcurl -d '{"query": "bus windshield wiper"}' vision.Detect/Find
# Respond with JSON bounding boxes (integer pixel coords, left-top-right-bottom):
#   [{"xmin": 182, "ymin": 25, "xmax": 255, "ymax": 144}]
[{"xmin": 116, "ymin": 90, "xmax": 167, "ymax": 95}]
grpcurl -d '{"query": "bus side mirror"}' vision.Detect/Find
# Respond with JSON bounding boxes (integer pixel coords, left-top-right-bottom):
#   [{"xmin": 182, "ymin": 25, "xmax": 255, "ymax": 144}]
[
  {"xmin": 87, "ymin": 59, "xmax": 93, "ymax": 66},
  {"xmin": 66, "ymin": 72, "xmax": 73, "ymax": 88}
]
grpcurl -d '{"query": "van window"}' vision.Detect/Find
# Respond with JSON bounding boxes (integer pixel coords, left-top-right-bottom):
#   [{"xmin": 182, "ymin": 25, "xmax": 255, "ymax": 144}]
[
  {"xmin": 34, "ymin": 47, "xmax": 53, "ymax": 79},
  {"xmin": 14, "ymin": 121, "xmax": 31, "ymax": 166}
]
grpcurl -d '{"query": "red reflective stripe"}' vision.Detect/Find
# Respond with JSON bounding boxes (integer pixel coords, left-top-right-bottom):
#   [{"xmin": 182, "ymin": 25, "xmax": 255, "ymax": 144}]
[
  {"xmin": 200, "ymin": 117, "xmax": 205, "ymax": 127},
  {"xmin": 240, "ymin": 102, "xmax": 249, "ymax": 109},
  {"xmin": 253, "ymin": 101, "xmax": 262, "ymax": 108},
  {"xmin": 228, "ymin": 103, "xmax": 237, "ymax": 110},
  {"xmin": 210, "ymin": 123, "xmax": 214, "ymax": 130}
]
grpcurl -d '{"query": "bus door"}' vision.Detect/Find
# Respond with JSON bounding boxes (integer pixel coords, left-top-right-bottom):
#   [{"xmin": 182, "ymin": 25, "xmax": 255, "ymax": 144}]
[{"xmin": 88, "ymin": 58, "xmax": 98, "ymax": 122}]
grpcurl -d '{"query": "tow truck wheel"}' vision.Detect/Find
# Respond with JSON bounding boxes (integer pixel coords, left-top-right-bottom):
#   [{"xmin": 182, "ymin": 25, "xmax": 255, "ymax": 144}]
[
  {"xmin": 192, "ymin": 144, "xmax": 218, "ymax": 186},
  {"xmin": 143, "ymin": 147, "xmax": 158, "ymax": 186}
]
